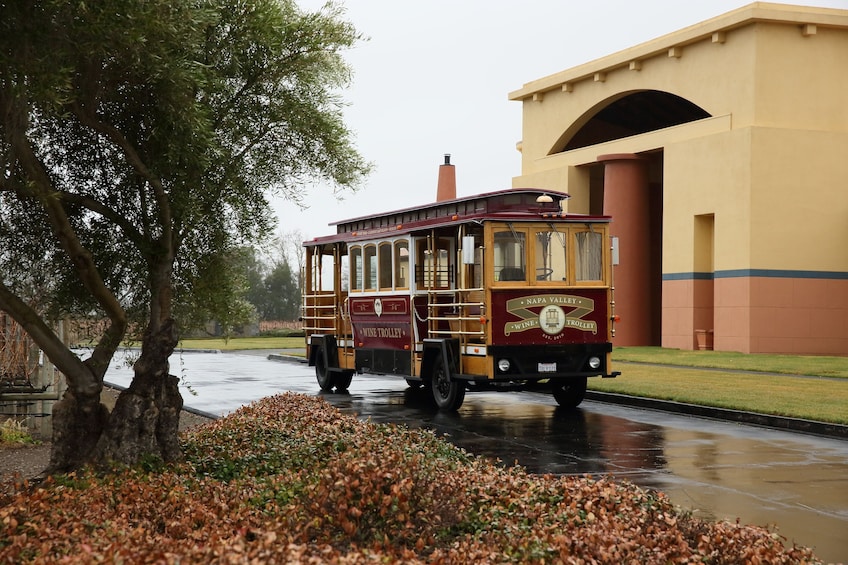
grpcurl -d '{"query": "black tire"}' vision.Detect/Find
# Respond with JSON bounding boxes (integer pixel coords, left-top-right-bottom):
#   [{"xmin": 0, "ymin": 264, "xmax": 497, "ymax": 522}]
[
  {"xmin": 334, "ymin": 371, "xmax": 353, "ymax": 392},
  {"xmin": 552, "ymin": 377, "xmax": 587, "ymax": 408},
  {"xmin": 314, "ymin": 348, "xmax": 334, "ymax": 392},
  {"xmin": 430, "ymin": 356, "xmax": 465, "ymax": 410}
]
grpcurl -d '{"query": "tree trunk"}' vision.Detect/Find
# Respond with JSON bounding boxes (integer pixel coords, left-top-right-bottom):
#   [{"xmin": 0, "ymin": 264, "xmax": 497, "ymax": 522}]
[
  {"xmin": 45, "ymin": 389, "xmax": 110, "ymax": 475},
  {"xmin": 94, "ymin": 318, "xmax": 183, "ymax": 467}
]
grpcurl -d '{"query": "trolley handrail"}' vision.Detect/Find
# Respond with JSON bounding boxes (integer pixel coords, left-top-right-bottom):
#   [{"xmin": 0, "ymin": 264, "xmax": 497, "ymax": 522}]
[{"xmin": 425, "ymin": 288, "xmax": 486, "ymax": 345}]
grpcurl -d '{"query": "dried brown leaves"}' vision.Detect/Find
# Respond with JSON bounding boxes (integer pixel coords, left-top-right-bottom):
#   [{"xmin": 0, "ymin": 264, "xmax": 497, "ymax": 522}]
[{"xmin": 0, "ymin": 393, "xmax": 822, "ymax": 563}]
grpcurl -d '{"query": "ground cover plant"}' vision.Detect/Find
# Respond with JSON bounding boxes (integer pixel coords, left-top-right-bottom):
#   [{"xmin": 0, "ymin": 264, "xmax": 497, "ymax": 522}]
[
  {"xmin": 0, "ymin": 393, "xmax": 821, "ymax": 563},
  {"xmin": 0, "ymin": 419, "xmax": 39, "ymax": 447}
]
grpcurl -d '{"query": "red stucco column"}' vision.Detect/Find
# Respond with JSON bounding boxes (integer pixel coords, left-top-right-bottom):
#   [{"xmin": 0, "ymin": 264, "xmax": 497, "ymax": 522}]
[{"xmin": 597, "ymin": 153, "xmax": 652, "ymax": 345}]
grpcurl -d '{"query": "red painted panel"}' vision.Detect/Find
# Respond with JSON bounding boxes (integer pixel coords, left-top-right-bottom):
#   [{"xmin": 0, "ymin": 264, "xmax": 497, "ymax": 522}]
[
  {"xmin": 491, "ymin": 288, "xmax": 610, "ymax": 345},
  {"xmin": 349, "ymin": 296, "xmax": 413, "ymax": 350}
]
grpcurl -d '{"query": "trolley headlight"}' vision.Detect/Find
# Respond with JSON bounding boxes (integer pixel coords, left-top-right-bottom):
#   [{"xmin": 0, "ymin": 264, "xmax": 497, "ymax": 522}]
[
  {"xmin": 588, "ymin": 356, "xmax": 601, "ymax": 370},
  {"xmin": 497, "ymin": 359, "xmax": 511, "ymax": 373}
]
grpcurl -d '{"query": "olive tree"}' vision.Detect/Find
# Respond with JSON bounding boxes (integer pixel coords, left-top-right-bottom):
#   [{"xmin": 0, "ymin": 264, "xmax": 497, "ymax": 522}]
[{"xmin": 0, "ymin": 0, "xmax": 368, "ymax": 473}]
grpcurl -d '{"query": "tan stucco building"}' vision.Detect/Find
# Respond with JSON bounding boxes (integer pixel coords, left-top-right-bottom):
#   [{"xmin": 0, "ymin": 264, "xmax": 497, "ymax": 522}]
[{"xmin": 509, "ymin": 2, "xmax": 848, "ymax": 355}]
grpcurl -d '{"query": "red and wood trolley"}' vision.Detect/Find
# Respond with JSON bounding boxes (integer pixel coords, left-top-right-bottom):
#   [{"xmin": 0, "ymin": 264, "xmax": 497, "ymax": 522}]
[{"xmin": 302, "ymin": 188, "xmax": 620, "ymax": 410}]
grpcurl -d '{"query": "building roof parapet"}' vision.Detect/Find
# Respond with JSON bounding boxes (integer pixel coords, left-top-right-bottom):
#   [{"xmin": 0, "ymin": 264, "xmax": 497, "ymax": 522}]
[{"xmin": 508, "ymin": 2, "xmax": 848, "ymax": 101}]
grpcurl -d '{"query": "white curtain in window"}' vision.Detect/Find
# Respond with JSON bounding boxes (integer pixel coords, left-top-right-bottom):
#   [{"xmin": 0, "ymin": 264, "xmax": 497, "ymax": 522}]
[{"xmin": 575, "ymin": 231, "xmax": 602, "ymax": 281}]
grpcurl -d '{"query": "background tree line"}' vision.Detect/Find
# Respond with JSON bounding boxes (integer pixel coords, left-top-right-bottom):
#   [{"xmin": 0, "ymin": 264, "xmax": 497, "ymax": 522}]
[
  {"xmin": 243, "ymin": 230, "xmax": 305, "ymax": 325},
  {"xmin": 188, "ymin": 229, "xmax": 306, "ymax": 338}
]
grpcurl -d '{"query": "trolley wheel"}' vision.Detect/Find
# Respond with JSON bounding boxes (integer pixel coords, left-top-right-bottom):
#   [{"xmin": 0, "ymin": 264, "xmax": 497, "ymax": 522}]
[
  {"xmin": 334, "ymin": 371, "xmax": 353, "ymax": 392},
  {"xmin": 552, "ymin": 377, "xmax": 587, "ymax": 408},
  {"xmin": 314, "ymin": 348, "xmax": 334, "ymax": 392},
  {"xmin": 430, "ymin": 356, "xmax": 465, "ymax": 410}
]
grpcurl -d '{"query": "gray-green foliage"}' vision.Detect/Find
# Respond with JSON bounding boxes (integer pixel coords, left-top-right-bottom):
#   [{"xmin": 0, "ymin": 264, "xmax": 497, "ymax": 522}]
[
  {"xmin": 0, "ymin": 0, "xmax": 368, "ymax": 333},
  {"xmin": 0, "ymin": 0, "xmax": 369, "ymax": 470}
]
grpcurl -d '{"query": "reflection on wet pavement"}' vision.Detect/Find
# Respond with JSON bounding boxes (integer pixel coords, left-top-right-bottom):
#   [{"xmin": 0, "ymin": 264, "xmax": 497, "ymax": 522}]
[{"xmin": 102, "ymin": 350, "xmax": 848, "ymax": 563}]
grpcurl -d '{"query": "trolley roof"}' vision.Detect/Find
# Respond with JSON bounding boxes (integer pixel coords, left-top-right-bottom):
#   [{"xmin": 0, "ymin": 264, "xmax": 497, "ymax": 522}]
[{"xmin": 304, "ymin": 188, "xmax": 611, "ymax": 247}]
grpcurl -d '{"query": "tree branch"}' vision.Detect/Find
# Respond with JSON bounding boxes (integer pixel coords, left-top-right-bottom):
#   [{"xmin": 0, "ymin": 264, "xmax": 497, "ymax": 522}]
[
  {"xmin": 69, "ymin": 101, "xmax": 174, "ymax": 253},
  {"xmin": 2, "ymin": 178, "xmax": 147, "ymax": 250},
  {"xmin": 8, "ymin": 119, "xmax": 128, "ymax": 374},
  {"xmin": 0, "ymin": 281, "xmax": 101, "ymax": 396},
  {"xmin": 67, "ymin": 100, "xmax": 180, "ymax": 332},
  {"xmin": 57, "ymin": 191, "xmax": 147, "ymax": 248}
]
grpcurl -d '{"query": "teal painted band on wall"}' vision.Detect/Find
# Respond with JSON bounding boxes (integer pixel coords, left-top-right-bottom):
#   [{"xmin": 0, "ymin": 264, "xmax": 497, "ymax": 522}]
[
  {"xmin": 663, "ymin": 272, "xmax": 713, "ymax": 281},
  {"xmin": 662, "ymin": 269, "xmax": 848, "ymax": 281}
]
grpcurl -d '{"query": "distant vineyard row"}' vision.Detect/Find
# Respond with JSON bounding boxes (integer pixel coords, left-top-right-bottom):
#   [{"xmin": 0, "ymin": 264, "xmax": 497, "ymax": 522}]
[
  {"xmin": 0, "ymin": 315, "xmax": 303, "ymax": 350},
  {"xmin": 258, "ymin": 320, "xmax": 302, "ymax": 332},
  {"xmin": 1, "ymin": 312, "xmax": 35, "ymax": 383}
]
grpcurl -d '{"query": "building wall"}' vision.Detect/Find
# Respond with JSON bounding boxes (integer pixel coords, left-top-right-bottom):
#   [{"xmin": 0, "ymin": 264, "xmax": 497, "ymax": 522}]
[{"xmin": 509, "ymin": 3, "xmax": 848, "ymax": 354}]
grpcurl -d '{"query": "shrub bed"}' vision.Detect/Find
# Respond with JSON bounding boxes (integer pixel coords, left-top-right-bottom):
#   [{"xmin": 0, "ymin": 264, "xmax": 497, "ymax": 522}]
[{"xmin": 0, "ymin": 393, "xmax": 820, "ymax": 563}]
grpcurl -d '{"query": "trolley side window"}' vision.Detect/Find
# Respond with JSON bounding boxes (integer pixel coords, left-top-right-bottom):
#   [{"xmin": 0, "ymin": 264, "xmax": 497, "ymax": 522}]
[
  {"xmin": 435, "ymin": 243, "xmax": 451, "ymax": 288},
  {"xmin": 364, "ymin": 244, "xmax": 377, "ymax": 290},
  {"xmin": 394, "ymin": 240, "xmax": 409, "ymax": 289},
  {"xmin": 308, "ymin": 248, "xmax": 337, "ymax": 292},
  {"xmin": 574, "ymin": 230, "xmax": 604, "ymax": 282},
  {"xmin": 460, "ymin": 231, "xmax": 484, "ymax": 289},
  {"xmin": 378, "ymin": 242, "xmax": 393, "ymax": 290},
  {"xmin": 494, "ymin": 227, "xmax": 526, "ymax": 282},
  {"xmin": 415, "ymin": 237, "xmax": 452, "ymax": 289},
  {"xmin": 350, "ymin": 246, "xmax": 363, "ymax": 291},
  {"xmin": 307, "ymin": 247, "xmax": 320, "ymax": 292},
  {"xmin": 535, "ymin": 227, "xmax": 567, "ymax": 282},
  {"xmin": 340, "ymin": 254, "xmax": 350, "ymax": 291},
  {"xmin": 473, "ymin": 244, "xmax": 484, "ymax": 287}
]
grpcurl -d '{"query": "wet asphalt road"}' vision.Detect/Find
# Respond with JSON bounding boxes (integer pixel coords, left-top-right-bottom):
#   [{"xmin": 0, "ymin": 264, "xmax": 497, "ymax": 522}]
[{"xmin": 102, "ymin": 349, "xmax": 848, "ymax": 563}]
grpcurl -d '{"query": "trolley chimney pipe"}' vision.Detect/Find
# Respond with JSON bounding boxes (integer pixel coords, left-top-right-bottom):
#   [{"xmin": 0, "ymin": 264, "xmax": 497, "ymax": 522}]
[{"xmin": 436, "ymin": 154, "xmax": 456, "ymax": 202}]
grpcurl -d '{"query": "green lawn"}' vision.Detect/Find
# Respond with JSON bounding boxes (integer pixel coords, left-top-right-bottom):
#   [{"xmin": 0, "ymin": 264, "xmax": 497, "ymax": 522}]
[
  {"xmin": 591, "ymin": 363, "xmax": 848, "ymax": 425},
  {"xmin": 599, "ymin": 346, "xmax": 848, "ymax": 425},
  {"xmin": 613, "ymin": 346, "xmax": 848, "ymax": 378}
]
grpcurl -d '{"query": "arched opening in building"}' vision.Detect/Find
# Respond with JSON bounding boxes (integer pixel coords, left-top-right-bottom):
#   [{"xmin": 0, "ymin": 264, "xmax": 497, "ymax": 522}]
[
  {"xmin": 556, "ymin": 90, "xmax": 711, "ymax": 152},
  {"xmin": 555, "ymin": 91, "xmax": 710, "ymax": 346}
]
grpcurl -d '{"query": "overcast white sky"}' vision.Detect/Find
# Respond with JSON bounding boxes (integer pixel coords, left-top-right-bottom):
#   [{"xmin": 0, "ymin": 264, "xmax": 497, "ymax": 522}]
[{"xmin": 274, "ymin": 0, "xmax": 848, "ymax": 243}]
